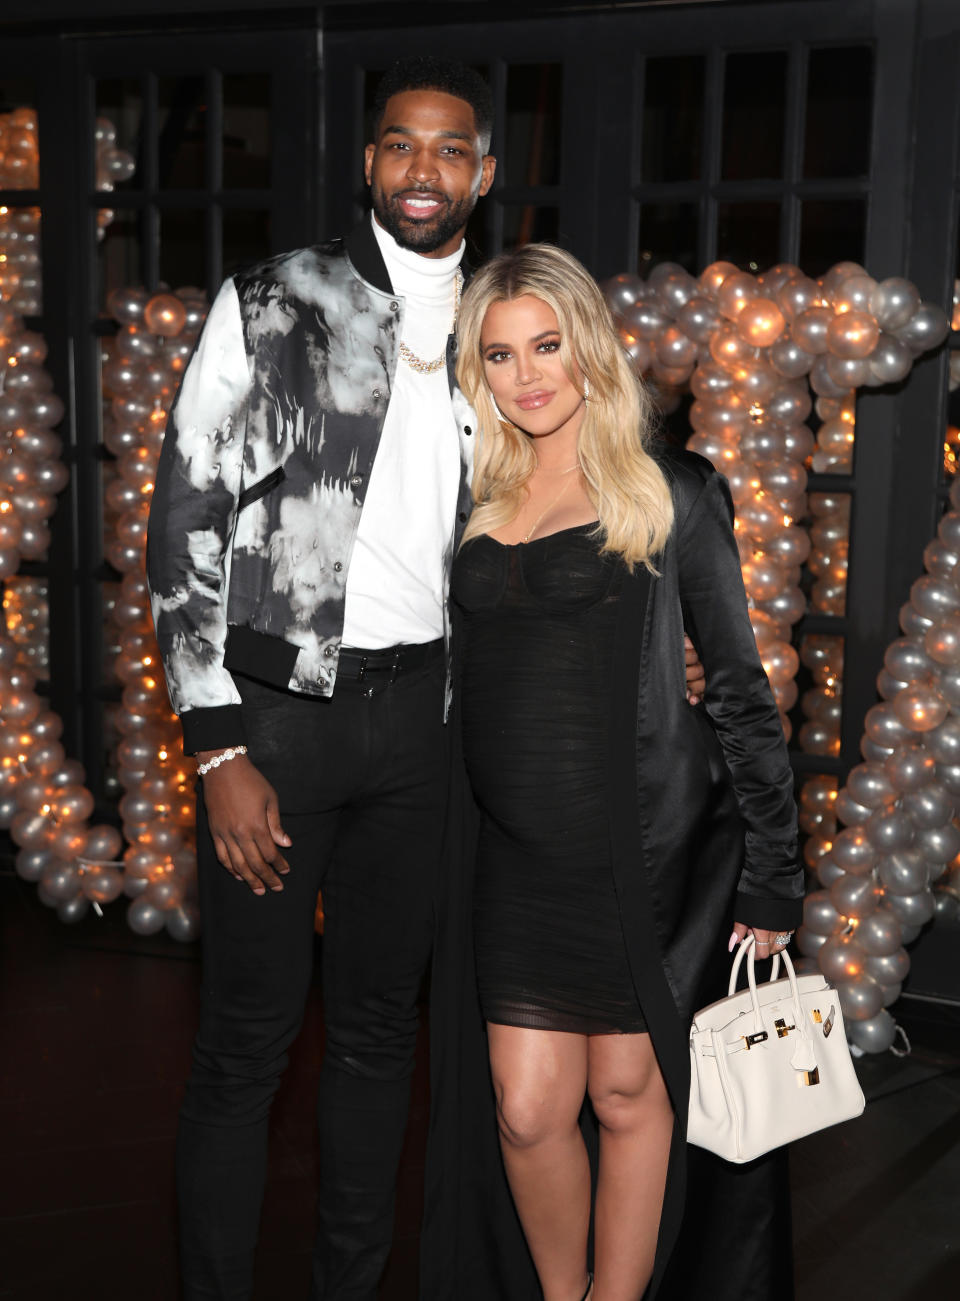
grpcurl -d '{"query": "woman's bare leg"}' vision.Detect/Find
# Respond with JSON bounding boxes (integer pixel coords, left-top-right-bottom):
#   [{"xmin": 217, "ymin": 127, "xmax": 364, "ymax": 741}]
[
  {"xmin": 488, "ymin": 1024, "xmax": 592, "ymax": 1301},
  {"xmin": 587, "ymin": 1032, "xmax": 673, "ymax": 1301}
]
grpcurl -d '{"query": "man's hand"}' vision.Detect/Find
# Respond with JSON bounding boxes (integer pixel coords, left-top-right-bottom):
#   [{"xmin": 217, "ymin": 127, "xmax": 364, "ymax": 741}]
[
  {"xmin": 684, "ymin": 634, "xmax": 705, "ymax": 705},
  {"xmin": 197, "ymin": 752, "xmax": 292, "ymax": 895}
]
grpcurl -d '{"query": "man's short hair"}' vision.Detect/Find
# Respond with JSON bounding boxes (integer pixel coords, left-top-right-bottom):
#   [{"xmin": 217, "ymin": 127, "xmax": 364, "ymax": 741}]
[{"xmin": 371, "ymin": 56, "xmax": 494, "ymax": 151}]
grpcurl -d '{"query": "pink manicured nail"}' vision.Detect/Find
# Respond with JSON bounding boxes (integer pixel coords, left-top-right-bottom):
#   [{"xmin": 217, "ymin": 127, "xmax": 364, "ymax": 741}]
[{"xmin": 728, "ymin": 930, "xmax": 739, "ymax": 952}]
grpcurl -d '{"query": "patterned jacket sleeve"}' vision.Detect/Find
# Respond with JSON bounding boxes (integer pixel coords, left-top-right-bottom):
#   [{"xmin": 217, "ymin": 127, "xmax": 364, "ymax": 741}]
[
  {"xmin": 146, "ymin": 278, "xmax": 251, "ymax": 754},
  {"xmin": 676, "ymin": 468, "xmax": 804, "ymax": 931}
]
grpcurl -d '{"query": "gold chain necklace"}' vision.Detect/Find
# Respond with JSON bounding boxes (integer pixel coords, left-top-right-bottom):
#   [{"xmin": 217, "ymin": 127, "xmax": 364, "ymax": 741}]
[
  {"xmin": 398, "ymin": 269, "xmax": 463, "ymax": 374},
  {"xmin": 521, "ymin": 464, "xmax": 581, "ymax": 544}
]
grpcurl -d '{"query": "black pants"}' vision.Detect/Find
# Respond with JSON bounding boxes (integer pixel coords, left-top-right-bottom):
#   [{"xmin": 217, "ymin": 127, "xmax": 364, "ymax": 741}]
[{"xmin": 177, "ymin": 651, "xmax": 449, "ymax": 1300}]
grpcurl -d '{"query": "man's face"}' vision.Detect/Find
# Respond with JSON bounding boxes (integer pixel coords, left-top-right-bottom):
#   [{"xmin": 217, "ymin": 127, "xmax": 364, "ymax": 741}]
[{"xmin": 364, "ymin": 89, "xmax": 496, "ymax": 259}]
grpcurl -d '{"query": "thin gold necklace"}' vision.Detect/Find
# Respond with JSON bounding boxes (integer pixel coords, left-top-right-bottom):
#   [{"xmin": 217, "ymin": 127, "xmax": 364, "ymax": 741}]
[
  {"xmin": 521, "ymin": 464, "xmax": 581, "ymax": 543},
  {"xmin": 398, "ymin": 269, "xmax": 463, "ymax": 374}
]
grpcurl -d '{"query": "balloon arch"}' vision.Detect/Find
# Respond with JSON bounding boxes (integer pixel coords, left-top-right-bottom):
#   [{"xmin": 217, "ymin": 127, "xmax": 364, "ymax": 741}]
[{"xmin": 0, "ymin": 103, "xmax": 956, "ymax": 1050}]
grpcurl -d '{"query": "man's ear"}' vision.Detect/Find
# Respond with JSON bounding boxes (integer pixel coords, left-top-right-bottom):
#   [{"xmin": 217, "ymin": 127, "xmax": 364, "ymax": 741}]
[
  {"xmin": 478, "ymin": 154, "xmax": 496, "ymax": 197},
  {"xmin": 363, "ymin": 142, "xmax": 375, "ymax": 186}
]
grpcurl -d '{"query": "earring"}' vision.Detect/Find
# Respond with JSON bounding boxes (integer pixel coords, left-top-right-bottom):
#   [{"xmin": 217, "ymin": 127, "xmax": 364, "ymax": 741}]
[{"xmin": 583, "ymin": 377, "xmax": 591, "ymax": 401}]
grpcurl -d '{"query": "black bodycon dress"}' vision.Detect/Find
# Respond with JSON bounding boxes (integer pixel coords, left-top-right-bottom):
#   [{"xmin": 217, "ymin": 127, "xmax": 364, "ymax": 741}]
[{"xmin": 452, "ymin": 523, "xmax": 647, "ymax": 1035}]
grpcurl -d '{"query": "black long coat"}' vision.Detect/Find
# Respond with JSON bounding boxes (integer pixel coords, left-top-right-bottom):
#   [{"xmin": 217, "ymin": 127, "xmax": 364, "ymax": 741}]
[{"xmin": 421, "ymin": 445, "xmax": 804, "ymax": 1300}]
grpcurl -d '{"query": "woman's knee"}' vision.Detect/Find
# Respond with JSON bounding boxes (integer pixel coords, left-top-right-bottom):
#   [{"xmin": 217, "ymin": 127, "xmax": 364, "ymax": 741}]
[
  {"xmin": 589, "ymin": 1066, "xmax": 671, "ymax": 1134},
  {"xmin": 495, "ymin": 1081, "xmax": 577, "ymax": 1150}
]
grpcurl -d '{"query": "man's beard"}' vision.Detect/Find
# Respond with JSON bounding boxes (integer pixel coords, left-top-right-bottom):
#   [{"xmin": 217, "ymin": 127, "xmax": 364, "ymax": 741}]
[{"xmin": 372, "ymin": 185, "xmax": 475, "ymax": 254}]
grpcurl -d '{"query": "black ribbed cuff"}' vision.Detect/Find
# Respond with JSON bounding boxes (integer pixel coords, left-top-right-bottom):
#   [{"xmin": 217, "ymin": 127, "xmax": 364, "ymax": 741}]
[
  {"xmin": 734, "ymin": 891, "xmax": 803, "ymax": 932},
  {"xmin": 179, "ymin": 704, "xmax": 247, "ymax": 755}
]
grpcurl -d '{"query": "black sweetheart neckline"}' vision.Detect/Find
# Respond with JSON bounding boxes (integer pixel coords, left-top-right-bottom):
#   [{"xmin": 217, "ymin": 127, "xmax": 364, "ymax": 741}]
[{"xmin": 480, "ymin": 520, "xmax": 601, "ymax": 548}]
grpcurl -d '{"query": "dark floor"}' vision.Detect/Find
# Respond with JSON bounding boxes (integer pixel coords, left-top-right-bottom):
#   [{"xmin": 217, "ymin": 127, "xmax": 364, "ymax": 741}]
[{"xmin": 2, "ymin": 871, "xmax": 959, "ymax": 1301}]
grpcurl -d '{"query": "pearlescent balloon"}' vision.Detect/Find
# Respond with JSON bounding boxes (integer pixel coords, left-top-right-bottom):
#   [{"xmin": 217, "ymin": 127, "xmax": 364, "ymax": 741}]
[
  {"xmin": 869, "ymin": 332, "xmax": 912, "ymax": 385},
  {"xmin": 886, "ymin": 886, "xmax": 937, "ymax": 929},
  {"xmin": 818, "ymin": 934, "xmax": 867, "ymax": 983},
  {"xmin": 910, "ymin": 574, "xmax": 960, "ymax": 620},
  {"xmin": 915, "ymin": 821, "xmax": 960, "ymax": 864},
  {"xmin": 896, "ymin": 301, "xmax": 949, "ymax": 354},
  {"xmin": 127, "ymin": 896, "xmax": 167, "ymax": 935},
  {"xmin": 166, "ymin": 902, "xmax": 201, "ymax": 942},
  {"xmin": 871, "ymin": 277, "xmax": 920, "ymax": 331},
  {"xmin": 877, "ymin": 849, "xmax": 928, "ymax": 895},
  {"xmin": 901, "ymin": 782, "xmax": 954, "ymax": 829},
  {"xmin": 893, "ymin": 684, "xmax": 949, "ymax": 733},
  {"xmin": 846, "ymin": 1009, "xmax": 897, "ymax": 1052},
  {"xmin": 57, "ymin": 894, "xmax": 90, "ymax": 924},
  {"xmin": 796, "ymin": 927, "xmax": 828, "ymax": 956},
  {"xmin": 846, "ymin": 762, "xmax": 897, "ymax": 809},
  {"xmin": 836, "ymin": 975, "xmax": 884, "ymax": 1022},
  {"xmin": 865, "ymin": 805, "xmax": 916, "ymax": 852},
  {"xmin": 856, "ymin": 908, "xmax": 903, "ymax": 956},
  {"xmin": 834, "ymin": 789, "xmax": 871, "ymax": 827},
  {"xmin": 864, "ymin": 948, "xmax": 910, "ymax": 986},
  {"xmin": 829, "ymin": 871, "xmax": 881, "ymax": 918},
  {"xmin": 832, "ymin": 827, "xmax": 877, "ymax": 875},
  {"xmin": 804, "ymin": 889, "xmax": 845, "ymax": 936}
]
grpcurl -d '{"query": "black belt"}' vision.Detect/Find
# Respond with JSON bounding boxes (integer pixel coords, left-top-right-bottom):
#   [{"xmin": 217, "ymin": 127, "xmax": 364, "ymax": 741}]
[{"xmin": 336, "ymin": 638, "xmax": 444, "ymax": 681}]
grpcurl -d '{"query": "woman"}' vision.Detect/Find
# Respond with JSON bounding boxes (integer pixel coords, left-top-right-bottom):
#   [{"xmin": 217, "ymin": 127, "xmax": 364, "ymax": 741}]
[{"xmin": 445, "ymin": 245, "xmax": 804, "ymax": 1301}]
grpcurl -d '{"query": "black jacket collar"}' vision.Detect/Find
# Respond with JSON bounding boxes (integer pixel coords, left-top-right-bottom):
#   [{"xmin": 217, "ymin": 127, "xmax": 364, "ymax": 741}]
[
  {"xmin": 345, "ymin": 214, "xmax": 475, "ymax": 296},
  {"xmin": 345, "ymin": 217, "xmax": 394, "ymax": 295}
]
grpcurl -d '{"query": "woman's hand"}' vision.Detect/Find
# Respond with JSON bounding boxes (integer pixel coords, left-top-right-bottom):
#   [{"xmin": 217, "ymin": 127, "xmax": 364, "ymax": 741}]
[
  {"xmin": 684, "ymin": 634, "xmax": 705, "ymax": 704},
  {"xmin": 728, "ymin": 922, "xmax": 794, "ymax": 957}
]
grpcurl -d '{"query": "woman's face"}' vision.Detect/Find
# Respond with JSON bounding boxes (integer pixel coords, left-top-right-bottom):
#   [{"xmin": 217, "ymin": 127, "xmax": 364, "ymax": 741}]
[{"xmin": 480, "ymin": 295, "xmax": 586, "ymax": 444}]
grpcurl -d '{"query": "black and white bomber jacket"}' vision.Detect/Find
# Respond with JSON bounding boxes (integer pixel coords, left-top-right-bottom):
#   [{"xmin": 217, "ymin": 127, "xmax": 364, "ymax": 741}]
[{"xmin": 145, "ymin": 220, "xmax": 476, "ymax": 754}]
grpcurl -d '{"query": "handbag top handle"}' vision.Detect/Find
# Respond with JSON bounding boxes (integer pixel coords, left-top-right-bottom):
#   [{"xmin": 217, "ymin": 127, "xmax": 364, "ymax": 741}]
[{"xmin": 727, "ymin": 935, "xmax": 781, "ymax": 996}]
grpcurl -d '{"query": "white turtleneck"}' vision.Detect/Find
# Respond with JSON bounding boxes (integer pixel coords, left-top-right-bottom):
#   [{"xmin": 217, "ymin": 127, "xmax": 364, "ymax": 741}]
[{"xmin": 341, "ymin": 212, "xmax": 464, "ymax": 648}]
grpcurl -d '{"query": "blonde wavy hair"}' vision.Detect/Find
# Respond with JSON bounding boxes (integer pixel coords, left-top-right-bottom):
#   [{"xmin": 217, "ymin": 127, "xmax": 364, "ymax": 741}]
[{"xmin": 457, "ymin": 243, "xmax": 674, "ymax": 570}]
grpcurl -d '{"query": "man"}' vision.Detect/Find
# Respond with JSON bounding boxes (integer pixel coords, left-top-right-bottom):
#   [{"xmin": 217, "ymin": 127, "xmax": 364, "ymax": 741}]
[{"xmin": 147, "ymin": 55, "xmax": 703, "ymax": 1301}]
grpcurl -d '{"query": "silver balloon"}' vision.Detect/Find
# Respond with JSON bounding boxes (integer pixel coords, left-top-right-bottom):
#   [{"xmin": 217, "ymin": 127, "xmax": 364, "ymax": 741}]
[
  {"xmin": 896, "ymin": 302, "xmax": 949, "ymax": 354},
  {"xmin": 910, "ymin": 574, "xmax": 960, "ymax": 620},
  {"xmin": 831, "ymin": 827, "xmax": 878, "ymax": 875},
  {"xmin": 901, "ymin": 782, "xmax": 954, "ymax": 828},
  {"xmin": 829, "ymin": 872, "xmax": 881, "ymax": 918},
  {"xmin": 39, "ymin": 861, "xmax": 81, "ymax": 902},
  {"xmin": 834, "ymin": 789, "xmax": 871, "ymax": 826},
  {"xmin": 864, "ymin": 703, "xmax": 911, "ymax": 749},
  {"xmin": 868, "ymin": 333, "xmax": 912, "ymax": 385},
  {"xmin": 933, "ymin": 889, "xmax": 960, "ymax": 921},
  {"xmin": 126, "ymin": 896, "xmax": 167, "ymax": 935},
  {"xmin": 856, "ymin": 908, "xmax": 903, "ymax": 955},
  {"xmin": 796, "ymin": 927, "xmax": 828, "ymax": 956},
  {"xmin": 900, "ymin": 601, "xmax": 935, "ymax": 638},
  {"xmin": 846, "ymin": 1009, "xmax": 897, "ymax": 1052},
  {"xmin": 871, "ymin": 277, "xmax": 920, "ymax": 331},
  {"xmin": 803, "ymin": 889, "xmax": 846, "ymax": 936},
  {"xmin": 836, "ymin": 975, "xmax": 884, "ymax": 1022},
  {"xmin": 936, "ymin": 762, "xmax": 960, "ymax": 794},
  {"xmin": 915, "ymin": 821, "xmax": 960, "ymax": 863},
  {"xmin": 864, "ymin": 806, "xmax": 915, "ymax": 852},
  {"xmin": 817, "ymin": 856, "xmax": 847, "ymax": 888},
  {"xmin": 884, "ymin": 744, "xmax": 936, "ymax": 791},
  {"xmin": 883, "ymin": 636, "xmax": 934, "ymax": 682},
  {"xmin": 14, "ymin": 846, "xmax": 52, "ymax": 882},
  {"xmin": 885, "ymin": 888, "xmax": 935, "ymax": 927},
  {"xmin": 925, "ymin": 715, "xmax": 960, "ymax": 764},
  {"xmin": 880, "ymin": 982, "xmax": 902, "ymax": 1007},
  {"xmin": 876, "ymin": 849, "xmax": 929, "ymax": 895},
  {"xmin": 864, "ymin": 949, "xmax": 910, "ymax": 986},
  {"xmin": 845, "ymin": 762, "xmax": 897, "ymax": 809},
  {"xmin": 817, "ymin": 934, "xmax": 865, "ymax": 984},
  {"xmin": 56, "ymin": 894, "xmax": 91, "ymax": 924},
  {"xmin": 166, "ymin": 903, "xmax": 201, "ymax": 942}
]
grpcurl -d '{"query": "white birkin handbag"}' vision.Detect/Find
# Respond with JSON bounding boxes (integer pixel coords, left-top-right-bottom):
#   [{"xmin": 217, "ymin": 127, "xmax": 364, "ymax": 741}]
[{"xmin": 688, "ymin": 936, "xmax": 865, "ymax": 1163}]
